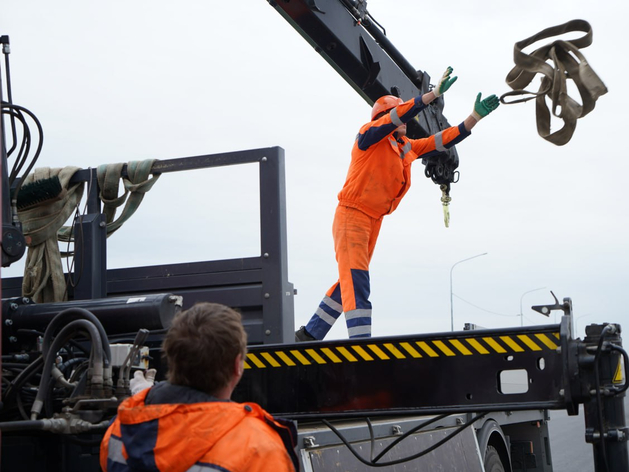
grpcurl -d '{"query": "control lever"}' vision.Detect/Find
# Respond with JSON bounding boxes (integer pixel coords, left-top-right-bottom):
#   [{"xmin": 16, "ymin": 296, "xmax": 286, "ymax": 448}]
[{"xmin": 115, "ymin": 328, "xmax": 150, "ymax": 396}]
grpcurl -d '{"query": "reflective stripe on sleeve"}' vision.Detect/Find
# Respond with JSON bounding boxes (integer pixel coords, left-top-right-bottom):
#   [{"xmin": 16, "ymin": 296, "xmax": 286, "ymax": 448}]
[
  {"xmin": 400, "ymin": 141, "xmax": 412, "ymax": 159},
  {"xmin": 389, "ymin": 108, "xmax": 403, "ymax": 127},
  {"xmin": 434, "ymin": 132, "xmax": 446, "ymax": 152}
]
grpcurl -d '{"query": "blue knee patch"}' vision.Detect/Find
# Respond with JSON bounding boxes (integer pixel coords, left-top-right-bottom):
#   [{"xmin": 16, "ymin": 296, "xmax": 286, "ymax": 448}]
[{"xmin": 350, "ymin": 269, "xmax": 371, "ymax": 310}]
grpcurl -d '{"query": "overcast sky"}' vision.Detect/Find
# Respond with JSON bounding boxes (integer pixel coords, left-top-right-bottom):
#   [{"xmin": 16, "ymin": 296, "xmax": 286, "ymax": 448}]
[{"xmin": 1, "ymin": 0, "xmax": 627, "ymax": 340}]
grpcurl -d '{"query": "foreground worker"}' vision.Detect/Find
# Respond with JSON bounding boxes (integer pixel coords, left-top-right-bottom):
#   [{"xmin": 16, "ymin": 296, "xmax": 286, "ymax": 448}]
[
  {"xmin": 101, "ymin": 302, "xmax": 298, "ymax": 472},
  {"xmin": 296, "ymin": 67, "xmax": 499, "ymax": 341}
]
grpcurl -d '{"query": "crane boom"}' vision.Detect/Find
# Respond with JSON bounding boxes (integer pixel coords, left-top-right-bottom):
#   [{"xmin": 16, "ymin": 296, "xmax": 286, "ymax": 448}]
[{"xmin": 268, "ymin": 0, "xmax": 460, "ymax": 187}]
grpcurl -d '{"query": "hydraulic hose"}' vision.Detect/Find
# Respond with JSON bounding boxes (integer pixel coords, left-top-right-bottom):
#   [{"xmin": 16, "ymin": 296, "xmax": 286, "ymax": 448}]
[
  {"xmin": 41, "ymin": 307, "xmax": 111, "ymax": 367},
  {"xmin": 0, "ymin": 420, "xmax": 47, "ymax": 432},
  {"xmin": 3, "ymin": 355, "xmax": 44, "ymax": 407},
  {"xmin": 1, "ymin": 102, "xmax": 44, "ymax": 195},
  {"xmin": 0, "ymin": 417, "xmax": 112, "ymax": 433},
  {"xmin": 1, "ymin": 36, "xmax": 19, "ymax": 157},
  {"xmin": 31, "ymin": 319, "xmax": 104, "ymax": 420}
]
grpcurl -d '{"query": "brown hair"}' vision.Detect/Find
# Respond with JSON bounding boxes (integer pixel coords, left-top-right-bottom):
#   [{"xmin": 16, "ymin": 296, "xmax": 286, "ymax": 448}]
[{"xmin": 162, "ymin": 302, "xmax": 247, "ymax": 395}]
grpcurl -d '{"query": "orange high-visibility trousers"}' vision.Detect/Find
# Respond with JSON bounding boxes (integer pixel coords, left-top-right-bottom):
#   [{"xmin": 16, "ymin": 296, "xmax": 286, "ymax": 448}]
[{"xmin": 306, "ymin": 205, "xmax": 382, "ymax": 339}]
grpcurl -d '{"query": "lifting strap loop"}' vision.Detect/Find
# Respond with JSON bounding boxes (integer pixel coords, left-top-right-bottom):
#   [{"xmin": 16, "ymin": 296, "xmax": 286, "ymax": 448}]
[
  {"xmin": 18, "ymin": 166, "xmax": 83, "ymax": 303},
  {"xmin": 97, "ymin": 159, "xmax": 160, "ymax": 237},
  {"xmin": 97, "ymin": 162, "xmax": 128, "ymax": 228},
  {"xmin": 17, "ymin": 160, "xmax": 159, "ymax": 303},
  {"xmin": 500, "ymin": 19, "xmax": 607, "ymax": 146}
]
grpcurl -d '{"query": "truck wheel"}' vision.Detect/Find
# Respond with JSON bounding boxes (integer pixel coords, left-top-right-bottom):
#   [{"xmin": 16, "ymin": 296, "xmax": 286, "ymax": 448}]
[{"xmin": 484, "ymin": 445, "xmax": 506, "ymax": 472}]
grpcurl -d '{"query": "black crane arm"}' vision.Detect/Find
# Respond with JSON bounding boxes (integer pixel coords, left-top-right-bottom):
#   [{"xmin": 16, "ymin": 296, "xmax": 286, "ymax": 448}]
[{"xmin": 267, "ymin": 0, "xmax": 459, "ymax": 186}]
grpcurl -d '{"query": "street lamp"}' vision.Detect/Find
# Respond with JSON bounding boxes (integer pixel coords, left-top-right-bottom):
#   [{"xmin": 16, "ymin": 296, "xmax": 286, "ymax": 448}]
[
  {"xmin": 450, "ymin": 252, "xmax": 488, "ymax": 332},
  {"xmin": 519, "ymin": 287, "xmax": 546, "ymax": 327}
]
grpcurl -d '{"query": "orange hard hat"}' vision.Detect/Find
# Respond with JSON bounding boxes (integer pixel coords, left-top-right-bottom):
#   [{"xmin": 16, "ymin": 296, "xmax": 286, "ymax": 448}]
[{"xmin": 371, "ymin": 95, "xmax": 403, "ymax": 120}]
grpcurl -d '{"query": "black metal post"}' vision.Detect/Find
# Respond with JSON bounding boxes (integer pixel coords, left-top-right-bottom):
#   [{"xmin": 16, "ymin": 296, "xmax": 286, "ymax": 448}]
[
  {"xmin": 70, "ymin": 212, "xmax": 107, "ymax": 300},
  {"xmin": 582, "ymin": 324, "xmax": 629, "ymax": 472},
  {"xmin": 258, "ymin": 147, "xmax": 295, "ymax": 344}
]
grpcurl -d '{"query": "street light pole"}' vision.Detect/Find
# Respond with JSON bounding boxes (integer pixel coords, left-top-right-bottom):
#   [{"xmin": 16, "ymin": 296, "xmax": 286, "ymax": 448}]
[
  {"xmin": 519, "ymin": 287, "xmax": 546, "ymax": 327},
  {"xmin": 450, "ymin": 252, "xmax": 488, "ymax": 332}
]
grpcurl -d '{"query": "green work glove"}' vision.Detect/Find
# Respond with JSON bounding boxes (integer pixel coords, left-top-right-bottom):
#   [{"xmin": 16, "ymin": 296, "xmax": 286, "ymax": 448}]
[
  {"xmin": 472, "ymin": 93, "xmax": 500, "ymax": 120},
  {"xmin": 433, "ymin": 66, "xmax": 457, "ymax": 97}
]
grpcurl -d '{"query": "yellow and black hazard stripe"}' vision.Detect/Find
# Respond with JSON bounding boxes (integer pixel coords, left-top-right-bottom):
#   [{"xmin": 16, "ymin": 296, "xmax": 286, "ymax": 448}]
[
  {"xmin": 613, "ymin": 355, "xmax": 625, "ymax": 385},
  {"xmin": 245, "ymin": 332, "xmax": 560, "ymax": 370}
]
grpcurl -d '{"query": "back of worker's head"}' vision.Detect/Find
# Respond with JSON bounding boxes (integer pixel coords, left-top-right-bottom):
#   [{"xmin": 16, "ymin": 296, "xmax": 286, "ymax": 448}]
[
  {"xmin": 371, "ymin": 95, "xmax": 403, "ymax": 120},
  {"xmin": 163, "ymin": 302, "xmax": 247, "ymax": 395}
]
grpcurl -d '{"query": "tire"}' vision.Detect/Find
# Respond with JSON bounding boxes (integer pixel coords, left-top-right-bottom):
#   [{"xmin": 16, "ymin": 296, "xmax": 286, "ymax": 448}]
[{"xmin": 484, "ymin": 445, "xmax": 506, "ymax": 472}]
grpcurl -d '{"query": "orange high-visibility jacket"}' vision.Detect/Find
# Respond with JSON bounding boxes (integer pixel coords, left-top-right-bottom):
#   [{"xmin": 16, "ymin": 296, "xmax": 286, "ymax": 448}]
[
  {"xmin": 338, "ymin": 96, "xmax": 471, "ymax": 219},
  {"xmin": 100, "ymin": 384, "xmax": 298, "ymax": 472}
]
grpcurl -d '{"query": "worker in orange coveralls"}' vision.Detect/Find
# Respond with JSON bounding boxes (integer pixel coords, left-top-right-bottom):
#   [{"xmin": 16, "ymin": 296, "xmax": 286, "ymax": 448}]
[
  {"xmin": 101, "ymin": 302, "xmax": 298, "ymax": 472},
  {"xmin": 296, "ymin": 67, "xmax": 499, "ymax": 341}
]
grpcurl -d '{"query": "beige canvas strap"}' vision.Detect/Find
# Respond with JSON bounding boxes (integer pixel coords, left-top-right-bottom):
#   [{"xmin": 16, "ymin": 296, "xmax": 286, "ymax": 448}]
[{"xmin": 500, "ymin": 19, "xmax": 607, "ymax": 145}]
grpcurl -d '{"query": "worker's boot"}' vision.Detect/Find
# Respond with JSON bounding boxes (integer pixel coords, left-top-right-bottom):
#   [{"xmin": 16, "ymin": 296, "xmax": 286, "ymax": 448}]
[{"xmin": 295, "ymin": 326, "xmax": 316, "ymax": 342}]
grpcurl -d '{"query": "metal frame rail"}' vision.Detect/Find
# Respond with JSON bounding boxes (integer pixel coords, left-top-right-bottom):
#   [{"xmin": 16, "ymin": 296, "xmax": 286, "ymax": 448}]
[{"xmin": 2, "ymin": 147, "xmax": 295, "ymax": 344}]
